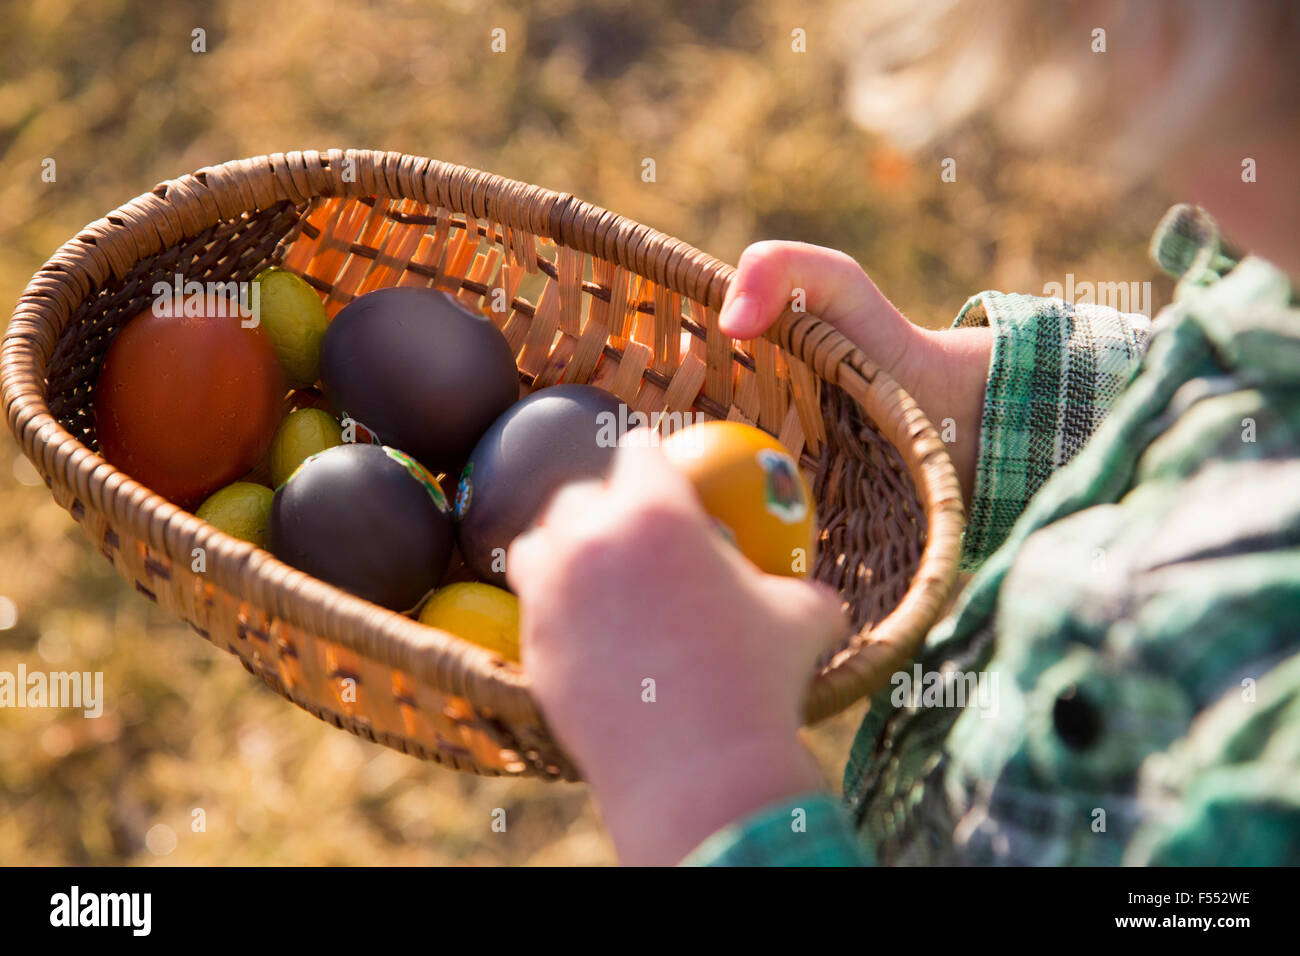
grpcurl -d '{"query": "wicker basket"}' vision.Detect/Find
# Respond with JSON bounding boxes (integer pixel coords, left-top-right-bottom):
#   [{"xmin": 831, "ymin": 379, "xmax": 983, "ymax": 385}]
[{"xmin": 1, "ymin": 150, "xmax": 963, "ymax": 780}]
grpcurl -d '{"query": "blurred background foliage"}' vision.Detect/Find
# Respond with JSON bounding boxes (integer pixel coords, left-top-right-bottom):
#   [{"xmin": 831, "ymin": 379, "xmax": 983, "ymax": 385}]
[{"xmin": 0, "ymin": 0, "xmax": 1173, "ymax": 864}]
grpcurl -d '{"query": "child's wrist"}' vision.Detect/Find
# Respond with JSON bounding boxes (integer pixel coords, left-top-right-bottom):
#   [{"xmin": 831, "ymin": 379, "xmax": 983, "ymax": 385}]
[
  {"xmin": 907, "ymin": 326, "xmax": 992, "ymax": 505},
  {"xmin": 588, "ymin": 729, "xmax": 826, "ymax": 865}
]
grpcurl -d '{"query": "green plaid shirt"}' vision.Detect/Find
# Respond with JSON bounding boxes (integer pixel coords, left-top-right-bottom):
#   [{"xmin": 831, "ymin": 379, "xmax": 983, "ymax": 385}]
[{"xmin": 684, "ymin": 205, "xmax": 1300, "ymax": 866}]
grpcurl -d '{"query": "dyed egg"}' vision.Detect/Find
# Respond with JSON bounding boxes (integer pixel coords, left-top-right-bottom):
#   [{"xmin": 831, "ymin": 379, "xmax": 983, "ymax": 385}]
[
  {"xmin": 455, "ymin": 384, "xmax": 626, "ymax": 587},
  {"xmin": 94, "ymin": 295, "xmax": 286, "ymax": 509},
  {"xmin": 195, "ymin": 481, "xmax": 274, "ymax": 548},
  {"xmin": 660, "ymin": 421, "xmax": 816, "ymax": 577},
  {"xmin": 319, "ymin": 287, "xmax": 519, "ymax": 474},
  {"xmin": 253, "ymin": 268, "xmax": 329, "ymax": 388},
  {"xmin": 269, "ymin": 408, "xmax": 344, "ymax": 487},
  {"xmin": 419, "ymin": 582, "xmax": 520, "ymax": 662},
  {"xmin": 269, "ymin": 443, "xmax": 454, "ymax": 611}
]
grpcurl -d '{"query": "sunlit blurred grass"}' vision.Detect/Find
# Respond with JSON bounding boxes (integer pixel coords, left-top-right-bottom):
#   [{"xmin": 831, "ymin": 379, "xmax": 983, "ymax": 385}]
[{"xmin": 0, "ymin": 0, "xmax": 1172, "ymax": 864}]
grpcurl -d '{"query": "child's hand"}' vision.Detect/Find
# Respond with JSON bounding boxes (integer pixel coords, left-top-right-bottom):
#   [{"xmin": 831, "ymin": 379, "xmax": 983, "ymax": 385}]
[
  {"xmin": 719, "ymin": 241, "xmax": 990, "ymax": 502},
  {"xmin": 508, "ymin": 439, "xmax": 846, "ymax": 866}
]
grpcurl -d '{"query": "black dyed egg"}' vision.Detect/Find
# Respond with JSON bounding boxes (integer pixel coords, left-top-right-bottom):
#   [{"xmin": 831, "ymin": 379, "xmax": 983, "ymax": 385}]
[
  {"xmin": 319, "ymin": 287, "xmax": 519, "ymax": 474},
  {"xmin": 269, "ymin": 443, "xmax": 454, "ymax": 611},
  {"xmin": 455, "ymin": 384, "xmax": 628, "ymax": 586}
]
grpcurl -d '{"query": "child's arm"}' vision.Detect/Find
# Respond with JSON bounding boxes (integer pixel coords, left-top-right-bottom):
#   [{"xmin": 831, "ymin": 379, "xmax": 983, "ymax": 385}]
[{"xmin": 721, "ymin": 243, "xmax": 1150, "ymax": 569}]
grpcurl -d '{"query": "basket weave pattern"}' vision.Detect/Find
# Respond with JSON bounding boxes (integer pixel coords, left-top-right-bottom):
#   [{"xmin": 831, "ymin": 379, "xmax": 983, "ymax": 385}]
[{"xmin": 3, "ymin": 150, "xmax": 963, "ymax": 780}]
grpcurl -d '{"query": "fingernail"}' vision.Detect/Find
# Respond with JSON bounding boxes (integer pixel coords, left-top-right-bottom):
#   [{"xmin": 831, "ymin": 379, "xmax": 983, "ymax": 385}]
[{"xmin": 719, "ymin": 294, "xmax": 760, "ymax": 337}]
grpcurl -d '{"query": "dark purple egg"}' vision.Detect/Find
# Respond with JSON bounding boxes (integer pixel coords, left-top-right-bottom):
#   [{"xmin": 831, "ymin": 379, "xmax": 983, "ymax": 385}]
[
  {"xmin": 320, "ymin": 287, "xmax": 519, "ymax": 475},
  {"xmin": 455, "ymin": 384, "xmax": 628, "ymax": 587},
  {"xmin": 270, "ymin": 443, "xmax": 453, "ymax": 611}
]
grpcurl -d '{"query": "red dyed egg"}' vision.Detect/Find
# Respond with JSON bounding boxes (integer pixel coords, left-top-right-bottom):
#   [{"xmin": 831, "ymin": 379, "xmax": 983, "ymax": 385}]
[{"xmin": 94, "ymin": 295, "xmax": 287, "ymax": 508}]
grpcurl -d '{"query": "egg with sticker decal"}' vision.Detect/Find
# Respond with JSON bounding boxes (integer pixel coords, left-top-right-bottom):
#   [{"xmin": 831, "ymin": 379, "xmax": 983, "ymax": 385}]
[
  {"xmin": 661, "ymin": 420, "xmax": 816, "ymax": 577},
  {"xmin": 269, "ymin": 443, "xmax": 453, "ymax": 611}
]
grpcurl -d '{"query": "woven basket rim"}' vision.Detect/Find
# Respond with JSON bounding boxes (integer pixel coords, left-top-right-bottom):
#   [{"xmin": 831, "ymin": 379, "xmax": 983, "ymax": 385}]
[{"xmin": 1, "ymin": 149, "xmax": 965, "ymax": 743}]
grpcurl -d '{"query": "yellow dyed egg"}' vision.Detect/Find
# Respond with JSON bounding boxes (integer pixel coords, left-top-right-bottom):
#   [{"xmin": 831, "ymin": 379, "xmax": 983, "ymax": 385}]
[
  {"xmin": 419, "ymin": 582, "xmax": 521, "ymax": 661},
  {"xmin": 661, "ymin": 421, "xmax": 815, "ymax": 577}
]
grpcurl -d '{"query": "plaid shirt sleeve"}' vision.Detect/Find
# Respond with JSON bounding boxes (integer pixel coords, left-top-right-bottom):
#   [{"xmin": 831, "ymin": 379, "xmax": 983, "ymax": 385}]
[
  {"xmin": 953, "ymin": 292, "xmax": 1150, "ymax": 570},
  {"xmin": 679, "ymin": 792, "xmax": 873, "ymax": 866}
]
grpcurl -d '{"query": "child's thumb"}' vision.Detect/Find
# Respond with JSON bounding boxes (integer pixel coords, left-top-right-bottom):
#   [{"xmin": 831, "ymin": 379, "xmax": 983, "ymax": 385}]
[
  {"xmin": 718, "ymin": 241, "xmax": 802, "ymax": 338},
  {"xmin": 718, "ymin": 240, "xmax": 877, "ymax": 340}
]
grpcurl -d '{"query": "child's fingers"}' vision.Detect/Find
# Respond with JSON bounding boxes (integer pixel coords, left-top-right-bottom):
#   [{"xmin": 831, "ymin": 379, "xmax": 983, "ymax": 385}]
[
  {"xmin": 764, "ymin": 575, "xmax": 853, "ymax": 662},
  {"xmin": 505, "ymin": 525, "xmax": 546, "ymax": 596},
  {"xmin": 532, "ymin": 479, "xmax": 608, "ymax": 533},
  {"xmin": 718, "ymin": 241, "xmax": 875, "ymax": 339},
  {"xmin": 609, "ymin": 436, "xmax": 700, "ymax": 509},
  {"xmin": 507, "ymin": 479, "xmax": 604, "ymax": 589}
]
